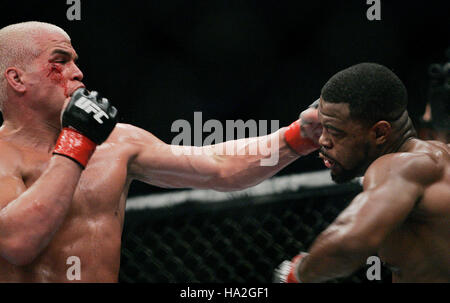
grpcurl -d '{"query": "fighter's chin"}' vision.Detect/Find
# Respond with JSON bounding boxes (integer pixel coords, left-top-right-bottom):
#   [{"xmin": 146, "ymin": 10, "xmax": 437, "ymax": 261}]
[{"xmin": 329, "ymin": 165, "xmax": 359, "ymax": 184}]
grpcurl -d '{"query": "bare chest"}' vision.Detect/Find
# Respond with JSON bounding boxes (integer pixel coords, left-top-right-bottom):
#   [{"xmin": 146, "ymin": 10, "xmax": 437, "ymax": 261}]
[
  {"xmin": 20, "ymin": 145, "xmax": 131, "ymax": 220},
  {"xmin": 8, "ymin": 146, "xmax": 132, "ymax": 281}
]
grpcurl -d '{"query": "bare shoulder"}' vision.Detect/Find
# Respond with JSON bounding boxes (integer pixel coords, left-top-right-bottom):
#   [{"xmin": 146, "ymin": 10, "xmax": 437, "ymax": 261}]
[
  {"xmin": 0, "ymin": 139, "xmax": 22, "ymax": 174},
  {"xmin": 101, "ymin": 123, "xmax": 166, "ymax": 159},
  {"xmin": 106, "ymin": 123, "xmax": 162, "ymax": 144},
  {"xmin": 365, "ymin": 140, "xmax": 447, "ymax": 188}
]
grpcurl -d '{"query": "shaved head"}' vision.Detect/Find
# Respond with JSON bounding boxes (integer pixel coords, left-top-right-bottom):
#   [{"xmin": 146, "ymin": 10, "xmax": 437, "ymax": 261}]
[{"xmin": 0, "ymin": 21, "xmax": 70, "ymax": 110}]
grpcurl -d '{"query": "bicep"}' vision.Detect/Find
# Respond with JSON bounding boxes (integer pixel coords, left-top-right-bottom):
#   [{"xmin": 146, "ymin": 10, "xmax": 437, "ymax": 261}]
[
  {"xmin": 333, "ymin": 175, "xmax": 421, "ymax": 251},
  {"xmin": 127, "ymin": 127, "xmax": 221, "ymax": 188}
]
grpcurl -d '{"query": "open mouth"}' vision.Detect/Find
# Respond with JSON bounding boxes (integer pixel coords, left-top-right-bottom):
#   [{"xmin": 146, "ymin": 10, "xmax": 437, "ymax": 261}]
[{"xmin": 319, "ymin": 153, "xmax": 336, "ymax": 169}]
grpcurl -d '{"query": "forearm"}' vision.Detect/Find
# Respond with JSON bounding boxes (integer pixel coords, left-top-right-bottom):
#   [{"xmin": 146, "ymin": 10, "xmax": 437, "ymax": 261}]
[
  {"xmin": 204, "ymin": 127, "xmax": 300, "ymax": 191},
  {"xmin": 131, "ymin": 115, "xmax": 318, "ymax": 190},
  {"xmin": 297, "ymin": 229, "xmax": 371, "ymax": 282},
  {"xmin": 0, "ymin": 156, "xmax": 82, "ymax": 265}
]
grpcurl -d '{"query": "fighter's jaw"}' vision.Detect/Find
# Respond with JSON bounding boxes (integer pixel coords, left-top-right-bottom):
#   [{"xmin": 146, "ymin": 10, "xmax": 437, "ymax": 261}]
[
  {"xmin": 319, "ymin": 152, "xmax": 355, "ymax": 182},
  {"xmin": 329, "ymin": 159, "xmax": 370, "ymax": 184}
]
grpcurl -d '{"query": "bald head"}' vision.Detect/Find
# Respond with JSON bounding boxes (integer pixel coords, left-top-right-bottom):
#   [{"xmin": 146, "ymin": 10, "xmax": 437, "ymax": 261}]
[{"xmin": 0, "ymin": 21, "xmax": 70, "ymax": 110}]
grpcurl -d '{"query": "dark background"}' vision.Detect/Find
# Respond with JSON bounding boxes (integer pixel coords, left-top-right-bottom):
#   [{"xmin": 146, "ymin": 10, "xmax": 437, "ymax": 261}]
[{"xmin": 1, "ymin": 0, "xmax": 449, "ymax": 197}]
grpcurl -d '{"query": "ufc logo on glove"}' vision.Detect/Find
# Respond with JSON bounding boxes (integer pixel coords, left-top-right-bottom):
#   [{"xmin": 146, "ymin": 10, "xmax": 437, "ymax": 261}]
[{"xmin": 75, "ymin": 97, "xmax": 109, "ymax": 124}]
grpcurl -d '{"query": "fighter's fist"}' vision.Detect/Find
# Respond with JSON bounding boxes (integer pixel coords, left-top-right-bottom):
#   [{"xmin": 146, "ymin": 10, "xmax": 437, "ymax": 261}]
[
  {"xmin": 53, "ymin": 88, "xmax": 118, "ymax": 168},
  {"xmin": 62, "ymin": 88, "xmax": 118, "ymax": 145},
  {"xmin": 273, "ymin": 252, "xmax": 309, "ymax": 283},
  {"xmin": 284, "ymin": 99, "xmax": 322, "ymax": 155},
  {"xmin": 299, "ymin": 99, "xmax": 322, "ymax": 146}
]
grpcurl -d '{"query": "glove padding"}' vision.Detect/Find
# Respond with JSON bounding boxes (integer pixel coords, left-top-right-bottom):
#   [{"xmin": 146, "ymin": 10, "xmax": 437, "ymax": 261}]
[
  {"xmin": 273, "ymin": 252, "xmax": 309, "ymax": 283},
  {"xmin": 299, "ymin": 99, "xmax": 322, "ymax": 146},
  {"xmin": 62, "ymin": 88, "xmax": 118, "ymax": 145},
  {"xmin": 284, "ymin": 99, "xmax": 322, "ymax": 155},
  {"xmin": 53, "ymin": 88, "xmax": 118, "ymax": 168}
]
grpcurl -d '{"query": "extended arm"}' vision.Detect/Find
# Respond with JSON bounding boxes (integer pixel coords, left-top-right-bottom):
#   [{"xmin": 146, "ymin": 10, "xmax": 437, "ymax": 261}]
[{"xmin": 127, "ymin": 104, "xmax": 321, "ymax": 191}]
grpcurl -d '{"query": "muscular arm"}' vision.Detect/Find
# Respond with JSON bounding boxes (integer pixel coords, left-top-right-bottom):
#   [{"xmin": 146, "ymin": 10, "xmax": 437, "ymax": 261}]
[
  {"xmin": 0, "ymin": 152, "xmax": 82, "ymax": 266},
  {"xmin": 126, "ymin": 103, "xmax": 320, "ymax": 191},
  {"xmin": 0, "ymin": 88, "xmax": 117, "ymax": 267},
  {"xmin": 296, "ymin": 153, "xmax": 441, "ymax": 282},
  {"xmin": 126, "ymin": 124, "xmax": 301, "ymax": 191}
]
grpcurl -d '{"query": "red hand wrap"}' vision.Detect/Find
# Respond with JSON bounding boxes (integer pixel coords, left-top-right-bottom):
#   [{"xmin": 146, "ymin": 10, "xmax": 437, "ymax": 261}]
[
  {"xmin": 53, "ymin": 127, "xmax": 97, "ymax": 168},
  {"xmin": 284, "ymin": 120, "xmax": 317, "ymax": 155},
  {"xmin": 286, "ymin": 254, "xmax": 305, "ymax": 283}
]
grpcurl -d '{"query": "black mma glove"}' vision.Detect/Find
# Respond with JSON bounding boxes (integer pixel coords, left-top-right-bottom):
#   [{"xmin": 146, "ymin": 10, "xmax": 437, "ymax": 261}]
[{"xmin": 53, "ymin": 88, "xmax": 118, "ymax": 168}]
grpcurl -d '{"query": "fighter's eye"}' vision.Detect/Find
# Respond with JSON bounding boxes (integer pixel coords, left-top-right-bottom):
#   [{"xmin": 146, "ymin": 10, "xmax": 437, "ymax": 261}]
[
  {"xmin": 331, "ymin": 132, "xmax": 345, "ymax": 138},
  {"xmin": 329, "ymin": 130, "xmax": 340, "ymax": 136},
  {"xmin": 53, "ymin": 57, "xmax": 68, "ymax": 64},
  {"xmin": 325, "ymin": 126, "xmax": 344, "ymax": 137}
]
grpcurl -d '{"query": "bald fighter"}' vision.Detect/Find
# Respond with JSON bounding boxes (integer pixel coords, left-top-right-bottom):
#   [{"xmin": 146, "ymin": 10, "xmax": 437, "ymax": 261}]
[
  {"xmin": 274, "ymin": 63, "xmax": 450, "ymax": 283},
  {"xmin": 0, "ymin": 22, "xmax": 321, "ymax": 282}
]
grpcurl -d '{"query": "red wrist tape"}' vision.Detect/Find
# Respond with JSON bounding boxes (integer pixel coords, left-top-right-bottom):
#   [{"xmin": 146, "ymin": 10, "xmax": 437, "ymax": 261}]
[
  {"xmin": 287, "ymin": 254, "xmax": 304, "ymax": 283},
  {"xmin": 53, "ymin": 127, "xmax": 97, "ymax": 168},
  {"xmin": 284, "ymin": 121, "xmax": 316, "ymax": 155}
]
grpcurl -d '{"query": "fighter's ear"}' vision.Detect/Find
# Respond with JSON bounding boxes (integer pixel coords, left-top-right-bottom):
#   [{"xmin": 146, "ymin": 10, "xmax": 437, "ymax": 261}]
[
  {"xmin": 5, "ymin": 67, "xmax": 26, "ymax": 94},
  {"xmin": 371, "ymin": 121, "xmax": 391, "ymax": 145}
]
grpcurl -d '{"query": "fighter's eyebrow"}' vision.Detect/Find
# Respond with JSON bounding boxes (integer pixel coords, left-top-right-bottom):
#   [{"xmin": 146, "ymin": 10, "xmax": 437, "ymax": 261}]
[
  {"xmin": 50, "ymin": 49, "xmax": 78, "ymax": 61},
  {"xmin": 318, "ymin": 108, "xmax": 345, "ymax": 133},
  {"xmin": 324, "ymin": 124, "xmax": 345, "ymax": 133}
]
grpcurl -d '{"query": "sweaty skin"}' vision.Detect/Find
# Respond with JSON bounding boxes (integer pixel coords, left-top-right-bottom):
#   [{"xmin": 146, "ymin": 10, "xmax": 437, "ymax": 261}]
[
  {"xmin": 0, "ymin": 24, "xmax": 317, "ymax": 282},
  {"xmin": 296, "ymin": 99, "xmax": 450, "ymax": 283}
]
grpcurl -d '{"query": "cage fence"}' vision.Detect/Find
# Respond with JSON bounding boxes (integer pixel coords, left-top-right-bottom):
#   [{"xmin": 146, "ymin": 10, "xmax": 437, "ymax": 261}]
[{"xmin": 120, "ymin": 170, "xmax": 392, "ymax": 283}]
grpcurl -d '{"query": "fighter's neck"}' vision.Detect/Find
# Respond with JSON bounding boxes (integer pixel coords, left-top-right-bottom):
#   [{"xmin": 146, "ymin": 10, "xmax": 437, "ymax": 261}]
[
  {"xmin": 0, "ymin": 117, "xmax": 61, "ymax": 153},
  {"xmin": 379, "ymin": 111, "xmax": 417, "ymax": 156}
]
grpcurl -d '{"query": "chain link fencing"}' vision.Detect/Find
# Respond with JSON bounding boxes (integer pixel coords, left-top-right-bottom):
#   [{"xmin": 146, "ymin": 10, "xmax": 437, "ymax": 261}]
[{"xmin": 119, "ymin": 170, "xmax": 392, "ymax": 283}]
